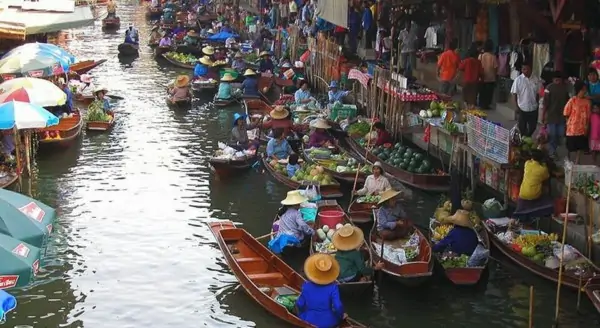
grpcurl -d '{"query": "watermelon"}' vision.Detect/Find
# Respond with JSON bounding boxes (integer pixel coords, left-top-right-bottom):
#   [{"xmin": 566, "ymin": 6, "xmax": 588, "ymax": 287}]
[
  {"xmin": 399, "ymin": 162, "xmax": 408, "ymax": 169},
  {"xmin": 379, "ymin": 153, "xmax": 388, "ymax": 160},
  {"xmin": 398, "ymin": 145, "xmax": 406, "ymax": 153},
  {"xmin": 421, "ymin": 159, "xmax": 431, "ymax": 171},
  {"xmin": 393, "ymin": 158, "xmax": 402, "ymax": 166},
  {"xmin": 413, "ymin": 153, "xmax": 424, "ymax": 161},
  {"xmin": 394, "ymin": 142, "xmax": 402, "ymax": 149}
]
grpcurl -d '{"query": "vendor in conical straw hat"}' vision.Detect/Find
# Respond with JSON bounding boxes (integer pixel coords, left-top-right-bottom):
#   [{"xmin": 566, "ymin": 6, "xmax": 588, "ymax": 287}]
[
  {"xmin": 202, "ymin": 45, "xmax": 215, "ymax": 57},
  {"xmin": 216, "ymin": 72, "xmax": 235, "ymax": 100},
  {"xmin": 332, "ymin": 224, "xmax": 384, "ymax": 283},
  {"xmin": 432, "ymin": 209, "xmax": 479, "ymax": 256},
  {"xmin": 354, "ymin": 161, "xmax": 391, "ymax": 197},
  {"xmin": 297, "ymin": 253, "xmax": 346, "ymax": 327},
  {"xmin": 240, "ymin": 68, "xmax": 259, "ymax": 98},
  {"xmin": 276, "ymin": 191, "xmax": 314, "ymax": 242},
  {"xmin": 194, "ymin": 56, "xmax": 213, "ymax": 79},
  {"xmin": 376, "ymin": 189, "xmax": 413, "ymax": 240},
  {"xmin": 168, "ymin": 75, "xmax": 190, "ymax": 102},
  {"xmin": 307, "ymin": 118, "xmax": 334, "ymax": 148},
  {"xmin": 183, "ymin": 30, "xmax": 199, "ymax": 47},
  {"xmin": 258, "ymin": 50, "xmax": 274, "ymax": 73},
  {"xmin": 93, "ymin": 86, "xmax": 111, "ymax": 112},
  {"xmin": 263, "ymin": 105, "xmax": 295, "ymax": 139}
]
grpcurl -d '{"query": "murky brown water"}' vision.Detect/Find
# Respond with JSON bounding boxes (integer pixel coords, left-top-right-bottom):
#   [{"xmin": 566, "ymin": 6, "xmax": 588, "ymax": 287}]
[{"xmin": 4, "ymin": 4, "xmax": 599, "ymax": 327}]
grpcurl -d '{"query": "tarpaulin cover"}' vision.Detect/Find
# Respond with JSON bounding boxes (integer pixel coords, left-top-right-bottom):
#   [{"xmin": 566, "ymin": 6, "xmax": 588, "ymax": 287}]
[{"xmin": 208, "ymin": 31, "xmax": 239, "ymax": 42}]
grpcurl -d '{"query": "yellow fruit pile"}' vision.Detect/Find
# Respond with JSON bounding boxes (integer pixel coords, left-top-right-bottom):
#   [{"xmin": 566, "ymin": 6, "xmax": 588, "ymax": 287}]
[
  {"xmin": 433, "ymin": 224, "xmax": 453, "ymax": 240},
  {"xmin": 514, "ymin": 233, "xmax": 557, "ymax": 248},
  {"xmin": 461, "ymin": 108, "xmax": 487, "ymax": 118}
]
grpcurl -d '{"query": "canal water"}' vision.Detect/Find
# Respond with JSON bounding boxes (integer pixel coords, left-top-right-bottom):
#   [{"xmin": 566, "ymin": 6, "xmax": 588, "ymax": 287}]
[{"xmin": 5, "ymin": 4, "xmax": 599, "ymax": 328}]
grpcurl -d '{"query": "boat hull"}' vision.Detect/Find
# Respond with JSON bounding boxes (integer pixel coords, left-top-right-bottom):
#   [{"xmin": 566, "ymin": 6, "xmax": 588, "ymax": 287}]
[
  {"xmin": 70, "ymin": 59, "xmax": 107, "ymax": 75},
  {"xmin": 118, "ymin": 43, "xmax": 139, "ymax": 56},
  {"xmin": 213, "ymin": 96, "xmax": 238, "ymax": 108},
  {"xmin": 161, "ymin": 54, "xmax": 194, "ymax": 69},
  {"xmin": 37, "ymin": 111, "xmax": 84, "ymax": 149},
  {"xmin": 209, "ymin": 154, "xmax": 258, "ymax": 177},
  {"xmin": 86, "ymin": 111, "xmax": 114, "ymax": 132},
  {"xmin": 347, "ymin": 200, "xmax": 377, "ymax": 224},
  {"xmin": 585, "ymin": 279, "xmax": 600, "ymax": 314},
  {"xmin": 153, "ymin": 46, "xmax": 171, "ymax": 58},
  {"xmin": 102, "ymin": 17, "xmax": 120, "ymax": 29},
  {"xmin": 166, "ymin": 97, "xmax": 191, "ymax": 109}
]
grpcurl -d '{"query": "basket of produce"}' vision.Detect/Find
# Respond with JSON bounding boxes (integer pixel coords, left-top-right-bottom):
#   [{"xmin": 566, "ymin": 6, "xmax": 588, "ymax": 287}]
[
  {"xmin": 314, "ymin": 223, "xmax": 354, "ymax": 254},
  {"xmin": 163, "ymin": 52, "xmax": 197, "ymax": 68}
]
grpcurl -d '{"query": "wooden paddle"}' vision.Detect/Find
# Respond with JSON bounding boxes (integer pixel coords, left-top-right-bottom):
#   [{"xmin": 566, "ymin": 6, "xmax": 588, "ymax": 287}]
[
  {"xmin": 107, "ymin": 95, "xmax": 124, "ymax": 100},
  {"xmin": 372, "ymin": 207, "xmax": 386, "ymax": 285},
  {"xmin": 255, "ymin": 231, "xmax": 276, "ymax": 240}
]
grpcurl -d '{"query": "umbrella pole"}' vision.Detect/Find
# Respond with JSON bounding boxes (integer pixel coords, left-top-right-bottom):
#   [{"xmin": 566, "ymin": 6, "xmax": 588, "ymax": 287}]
[
  {"xmin": 24, "ymin": 131, "xmax": 31, "ymax": 176},
  {"xmin": 13, "ymin": 127, "xmax": 22, "ymax": 185}
]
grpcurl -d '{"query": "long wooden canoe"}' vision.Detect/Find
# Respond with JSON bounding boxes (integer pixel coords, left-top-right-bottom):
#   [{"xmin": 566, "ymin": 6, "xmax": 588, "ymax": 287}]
[
  {"xmin": 118, "ymin": 43, "xmax": 139, "ymax": 56},
  {"xmin": 161, "ymin": 54, "xmax": 194, "ymax": 69},
  {"xmin": 37, "ymin": 110, "xmax": 83, "ymax": 148},
  {"xmin": 209, "ymin": 220, "xmax": 366, "ymax": 328},
  {"xmin": 309, "ymin": 200, "xmax": 374, "ymax": 295},
  {"xmin": 102, "ymin": 17, "xmax": 120, "ymax": 29},
  {"xmin": 483, "ymin": 222, "xmax": 600, "ymax": 290},
  {"xmin": 344, "ymin": 136, "xmax": 450, "ymax": 192},
  {"xmin": 209, "ymin": 153, "xmax": 258, "ymax": 177},
  {"xmin": 585, "ymin": 278, "xmax": 600, "ymax": 314},
  {"xmin": 370, "ymin": 210, "xmax": 434, "ymax": 286},
  {"xmin": 0, "ymin": 171, "xmax": 18, "ymax": 190},
  {"xmin": 166, "ymin": 97, "xmax": 191, "ymax": 109},
  {"xmin": 261, "ymin": 157, "xmax": 344, "ymax": 199},
  {"xmin": 429, "ymin": 219, "xmax": 490, "ymax": 285},
  {"xmin": 69, "ymin": 59, "xmax": 107, "ymax": 75}
]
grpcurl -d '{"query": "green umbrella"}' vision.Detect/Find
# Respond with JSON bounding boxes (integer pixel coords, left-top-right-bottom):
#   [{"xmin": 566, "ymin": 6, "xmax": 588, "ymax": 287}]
[
  {"xmin": 0, "ymin": 234, "xmax": 41, "ymax": 290},
  {"xmin": 0, "ymin": 189, "xmax": 57, "ymax": 248}
]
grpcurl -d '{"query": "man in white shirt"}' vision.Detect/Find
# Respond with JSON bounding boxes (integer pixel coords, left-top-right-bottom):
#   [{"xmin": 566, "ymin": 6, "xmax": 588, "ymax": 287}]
[{"xmin": 510, "ymin": 63, "xmax": 541, "ymax": 137}]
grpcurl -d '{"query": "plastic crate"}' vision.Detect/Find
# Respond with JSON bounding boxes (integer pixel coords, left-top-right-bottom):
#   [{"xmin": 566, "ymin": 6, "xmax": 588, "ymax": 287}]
[
  {"xmin": 466, "ymin": 114, "xmax": 510, "ymax": 164},
  {"xmin": 329, "ymin": 104, "xmax": 357, "ymax": 120}
]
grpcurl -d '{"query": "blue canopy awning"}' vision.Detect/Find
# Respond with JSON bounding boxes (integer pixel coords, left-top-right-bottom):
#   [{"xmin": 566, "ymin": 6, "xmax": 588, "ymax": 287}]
[{"xmin": 208, "ymin": 31, "xmax": 238, "ymax": 42}]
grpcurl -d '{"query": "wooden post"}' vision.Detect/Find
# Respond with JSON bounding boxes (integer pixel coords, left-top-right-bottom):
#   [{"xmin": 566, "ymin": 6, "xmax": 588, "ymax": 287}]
[
  {"xmin": 529, "ymin": 286, "xmax": 534, "ymax": 328},
  {"xmin": 554, "ymin": 164, "xmax": 574, "ymax": 324}
]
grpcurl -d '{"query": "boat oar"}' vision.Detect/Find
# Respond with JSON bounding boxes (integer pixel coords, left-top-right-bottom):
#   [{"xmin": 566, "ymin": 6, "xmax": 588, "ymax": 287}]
[
  {"xmin": 372, "ymin": 208, "xmax": 385, "ymax": 285},
  {"xmin": 107, "ymin": 95, "xmax": 124, "ymax": 100},
  {"xmin": 255, "ymin": 231, "xmax": 276, "ymax": 241}
]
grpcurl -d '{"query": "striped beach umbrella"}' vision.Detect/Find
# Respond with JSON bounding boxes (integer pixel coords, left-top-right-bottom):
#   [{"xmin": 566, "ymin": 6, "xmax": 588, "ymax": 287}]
[
  {"xmin": 0, "ymin": 77, "xmax": 66, "ymax": 107},
  {"xmin": 2, "ymin": 43, "xmax": 76, "ymax": 64},
  {"xmin": 0, "ymin": 101, "xmax": 59, "ymax": 130},
  {"xmin": 0, "ymin": 50, "xmax": 72, "ymax": 79}
]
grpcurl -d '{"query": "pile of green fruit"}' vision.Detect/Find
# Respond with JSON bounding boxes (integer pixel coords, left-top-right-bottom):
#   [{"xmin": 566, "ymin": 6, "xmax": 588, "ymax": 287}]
[
  {"xmin": 357, "ymin": 195, "xmax": 380, "ymax": 203},
  {"xmin": 371, "ymin": 143, "xmax": 434, "ymax": 174},
  {"xmin": 165, "ymin": 52, "xmax": 198, "ymax": 64},
  {"xmin": 348, "ymin": 122, "xmax": 371, "ymax": 136},
  {"xmin": 439, "ymin": 253, "xmax": 470, "ymax": 268},
  {"xmin": 290, "ymin": 164, "xmax": 335, "ymax": 185},
  {"xmin": 85, "ymin": 101, "xmax": 111, "ymax": 122}
]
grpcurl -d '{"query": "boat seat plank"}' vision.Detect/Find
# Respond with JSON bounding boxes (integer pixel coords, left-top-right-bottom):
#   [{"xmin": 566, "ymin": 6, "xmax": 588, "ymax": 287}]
[
  {"xmin": 247, "ymin": 272, "xmax": 284, "ymax": 282},
  {"xmin": 594, "ymin": 290, "xmax": 600, "ymax": 301},
  {"xmin": 236, "ymin": 257, "xmax": 264, "ymax": 263}
]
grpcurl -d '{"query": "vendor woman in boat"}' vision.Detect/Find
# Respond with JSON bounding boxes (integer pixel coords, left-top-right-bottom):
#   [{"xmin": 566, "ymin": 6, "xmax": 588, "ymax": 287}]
[
  {"xmin": 295, "ymin": 80, "xmax": 315, "ymax": 104},
  {"xmin": 106, "ymin": 0, "xmax": 117, "ymax": 19},
  {"xmin": 58, "ymin": 78, "xmax": 73, "ymax": 115},
  {"xmin": 266, "ymin": 128, "xmax": 294, "ymax": 160},
  {"xmin": 149, "ymin": 26, "xmax": 161, "ymax": 45},
  {"xmin": 217, "ymin": 73, "xmax": 235, "ymax": 100},
  {"xmin": 202, "ymin": 46, "xmax": 215, "ymax": 60},
  {"xmin": 276, "ymin": 191, "xmax": 314, "ymax": 242},
  {"xmin": 232, "ymin": 52, "xmax": 246, "ymax": 73},
  {"xmin": 93, "ymin": 86, "xmax": 112, "ymax": 112},
  {"xmin": 512, "ymin": 149, "xmax": 553, "ymax": 221},
  {"xmin": 432, "ymin": 209, "xmax": 479, "ymax": 256},
  {"xmin": 296, "ymin": 253, "xmax": 346, "ymax": 327},
  {"xmin": 173, "ymin": 21, "xmax": 186, "ymax": 36},
  {"xmin": 183, "ymin": 30, "xmax": 199, "ymax": 47},
  {"xmin": 241, "ymin": 69, "xmax": 260, "ymax": 98},
  {"xmin": 376, "ymin": 189, "xmax": 413, "ymax": 240},
  {"xmin": 328, "ymin": 81, "xmax": 350, "ymax": 104},
  {"xmin": 194, "ymin": 56, "xmax": 214, "ymax": 80},
  {"xmin": 373, "ymin": 122, "xmax": 392, "ymax": 146},
  {"xmin": 231, "ymin": 113, "xmax": 259, "ymax": 150},
  {"xmin": 76, "ymin": 74, "xmax": 95, "ymax": 95},
  {"xmin": 159, "ymin": 32, "xmax": 173, "ymax": 47},
  {"xmin": 307, "ymin": 118, "xmax": 334, "ymax": 148},
  {"xmin": 258, "ymin": 51, "xmax": 274, "ymax": 73},
  {"xmin": 262, "ymin": 106, "xmax": 295, "ymax": 137},
  {"xmin": 332, "ymin": 225, "xmax": 384, "ymax": 282},
  {"xmin": 354, "ymin": 161, "xmax": 391, "ymax": 196},
  {"xmin": 168, "ymin": 75, "xmax": 190, "ymax": 103}
]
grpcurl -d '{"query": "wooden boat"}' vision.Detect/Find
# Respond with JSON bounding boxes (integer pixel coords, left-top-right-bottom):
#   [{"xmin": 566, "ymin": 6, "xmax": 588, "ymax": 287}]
[
  {"xmin": 174, "ymin": 45, "xmax": 203, "ymax": 58},
  {"xmin": 369, "ymin": 211, "xmax": 434, "ymax": 286},
  {"xmin": 301, "ymin": 148, "xmax": 368, "ymax": 185},
  {"xmin": 585, "ymin": 278, "xmax": 600, "ymax": 314},
  {"xmin": 345, "ymin": 136, "xmax": 450, "ymax": 192},
  {"xmin": 74, "ymin": 93, "xmax": 95, "ymax": 106},
  {"xmin": 102, "ymin": 16, "xmax": 120, "ymax": 29},
  {"xmin": 86, "ymin": 110, "xmax": 114, "ymax": 132},
  {"xmin": 37, "ymin": 110, "xmax": 83, "ymax": 148},
  {"xmin": 0, "ymin": 171, "xmax": 18, "ymax": 190},
  {"xmin": 148, "ymin": 41, "xmax": 159, "ymax": 48},
  {"xmin": 153, "ymin": 46, "xmax": 171, "ymax": 58},
  {"xmin": 209, "ymin": 153, "xmax": 258, "ymax": 177},
  {"xmin": 161, "ymin": 53, "xmax": 194, "ymax": 69},
  {"xmin": 310, "ymin": 200, "xmax": 374, "ymax": 295},
  {"xmin": 243, "ymin": 98, "xmax": 272, "ymax": 117},
  {"xmin": 145, "ymin": 6, "xmax": 163, "ymax": 19},
  {"xmin": 483, "ymin": 221, "xmax": 600, "ymax": 290},
  {"xmin": 213, "ymin": 95, "xmax": 239, "ymax": 108},
  {"xmin": 70, "ymin": 59, "xmax": 107, "ymax": 75},
  {"xmin": 118, "ymin": 43, "xmax": 139, "ymax": 56},
  {"xmin": 270, "ymin": 212, "xmax": 311, "ymax": 257},
  {"xmin": 429, "ymin": 219, "xmax": 490, "ymax": 285},
  {"xmin": 166, "ymin": 97, "xmax": 191, "ymax": 109},
  {"xmin": 191, "ymin": 79, "xmax": 218, "ymax": 95},
  {"xmin": 347, "ymin": 199, "xmax": 377, "ymax": 224},
  {"xmin": 209, "ymin": 220, "xmax": 365, "ymax": 328},
  {"xmin": 261, "ymin": 157, "xmax": 343, "ymax": 198}
]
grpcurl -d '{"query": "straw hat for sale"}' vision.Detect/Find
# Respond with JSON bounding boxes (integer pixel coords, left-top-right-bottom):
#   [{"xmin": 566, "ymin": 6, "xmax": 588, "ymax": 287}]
[
  {"xmin": 220, "ymin": 73, "xmax": 235, "ymax": 82},
  {"xmin": 202, "ymin": 46, "xmax": 215, "ymax": 55},
  {"xmin": 280, "ymin": 190, "xmax": 308, "ymax": 205},
  {"xmin": 378, "ymin": 189, "xmax": 402, "ymax": 205},
  {"xmin": 243, "ymin": 68, "xmax": 257, "ymax": 76},
  {"xmin": 187, "ymin": 30, "xmax": 198, "ymax": 37},
  {"xmin": 269, "ymin": 105, "xmax": 289, "ymax": 120},
  {"xmin": 311, "ymin": 118, "xmax": 331, "ymax": 129},
  {"xmin": 259, "ymin": 51, "xmax": 270, "ymax": 57},
  {"xmin": 199, "ymin": 56, "xmax": 213, "ymax": 66},
  {"xmin": 304, "ymin": 253, "xmax": 340, "ymax": 285},
  {"xmin": 94, "ymin": 85, "xmax": 108, "ymax": 94},
  {"xmin": 234, "ymin": 52, "xmax": 243, "ymax": 59},
  {"xmin": 449, "ymin": 209, "xmax": 473, "ymax": 228},
  {"xmin": 175, "ymin": 75, "xmax": 190, "ymax": 87},
  {"xmin": 80, "ymin": 74, "xmax": 92, "ymax": 84},
  {"xmin": 332, "ymin": 225, "xmax": 364, "ymax": 251}
]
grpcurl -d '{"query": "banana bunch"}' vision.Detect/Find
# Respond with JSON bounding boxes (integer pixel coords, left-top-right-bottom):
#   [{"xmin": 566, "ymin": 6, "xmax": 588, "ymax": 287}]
[
  {"xmin": 433, "ymin": 224, "xmax": 453, "ymax": 241},
  {"xmin": 461, "ymin": 108, "xmax": 487, "ymax": 118},
  {"xmin": 514, "ymin": 234, "xmax": 554, "ymax": 248}
]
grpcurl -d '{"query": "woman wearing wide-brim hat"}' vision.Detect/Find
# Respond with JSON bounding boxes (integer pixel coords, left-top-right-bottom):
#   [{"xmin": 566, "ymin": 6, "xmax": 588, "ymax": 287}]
[
  {"xmin": 258, "ymin": 50, "xmax": 274, "ymax": 73},
  {"xmin": 216, "ymin": 72, "xmax": 235, "ymax": 100},
  {"xmin": 296, "ymin": 253, "xmax": 346, "ymax": 327},
  {"xmin": 183, "ymin": 30, "xmax": 199, "ymax": 47},
  {"xmin": 376, "ymin": 189, "xmax": 413, "ymax": 240},
  {"xmin": 332, "ymin": 225, "xmax": 384, "ymax": 282},
  {"xmin": 275, "ymin": 191, "xmax": 314, "ymax": 242},
  {"xmin": 432, "ymin": 209, "xmax": 479, "ymax": 256},
  {"xmin": 307, "ymin": 118, "xmax": 334, "ymax": 148},
  {"xmin": 262, "ymin": 105, "xmax": 296, "ymax": 140},
  {"xmin": 354, "ymin": 161, "xmax": 391, "ymax": 197},
  {"xmin": 93, "ymin": 86, "xmax": 112, "ymax": 112},
  {"xmin": 202, "ymin": 45, "xmax": 215, "ymax": 56},
  {"xmin": 168, "ymin": 75, "xmax": 191, "ymax": 102},
  {"xmin": 241, "ymin": 69, "xmax": 259, "ymax": 98},
  {"xmin": 193, "ymin": 56, "xmax": 213, "ymax": 79}
]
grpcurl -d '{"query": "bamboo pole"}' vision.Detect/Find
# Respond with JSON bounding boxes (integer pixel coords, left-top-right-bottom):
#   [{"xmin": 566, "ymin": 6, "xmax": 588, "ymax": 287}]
[
  {"xmin": 554, "ymin": 165, "xmax": 574, "ymax": 325},
  {"xmin": 528, "ymin": 286, "xmax": 534, "ymax": 328},
  {"xmin": 576, "ymin": 274, "xmax": 583, "ymax": 311},
  {"xmin": 12, "ymin": 127, "xmax": 22, "ymax": 186},
  {"xmin": 588, "ymin": 198, "xmax": 594, "ymax": 258}
]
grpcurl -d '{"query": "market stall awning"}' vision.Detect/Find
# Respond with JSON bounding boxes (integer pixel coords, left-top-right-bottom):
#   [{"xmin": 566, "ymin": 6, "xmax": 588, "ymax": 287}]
[
  {"xmin": 0, "ymin": 6, "xmax": 94, "ymax": 38},
  {"xmin": 316, "ymin": 0, "xmax": 348, "ymax": 28}
]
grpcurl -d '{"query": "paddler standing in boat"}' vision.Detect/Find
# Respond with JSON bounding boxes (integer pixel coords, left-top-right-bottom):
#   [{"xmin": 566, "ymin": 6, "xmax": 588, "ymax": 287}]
[
  {"xmin": 331, "ymin": 225, "xmax": 384, "ymax": 282},
  {"xmin": 376, "ymin": 189, "xmax": 413, "ymax": 240},
  {"xmin": 58, "ymin": 78, "xmax": 74, "ymax": 115},
  {"xmin": 106, "ymin": 0, "xmax": 118, "ymax": 19},
  {"xmin": 296, "ymin": 253, "xmax": 347, "ymax": 327},
  {"xmin": 149, "ymin": 26, "xmax": 162, "ymax": 45},
  {"xmin": 230, "ymin": 113, "xmax": 259, "ymax": 150},
  {"xmin": 168, "ymin": 75, "xmax": 191, "ymax": 103},
  {"xmin": 354, "ymin": 161, "xmax": 391, "ymax": 196}
]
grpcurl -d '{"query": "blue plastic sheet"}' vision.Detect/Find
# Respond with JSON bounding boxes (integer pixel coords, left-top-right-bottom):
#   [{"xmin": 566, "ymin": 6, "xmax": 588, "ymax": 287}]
[
  {"xmin": 208, "ymin": 31, "xmax": 239, "ymax": 42},
  {"xmin": 268, "ymin": 234, "xmax": 300, "ymax": 254},
  {"xmin": 0, "ymin": 290, "xmax": 16, "ymax": 323}
]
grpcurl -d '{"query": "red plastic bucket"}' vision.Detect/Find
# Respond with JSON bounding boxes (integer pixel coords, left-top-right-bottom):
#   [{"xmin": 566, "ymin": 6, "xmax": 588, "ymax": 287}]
[{"xmin": 318, "ymin": 210, "xmax": 344, "ymax": 228}]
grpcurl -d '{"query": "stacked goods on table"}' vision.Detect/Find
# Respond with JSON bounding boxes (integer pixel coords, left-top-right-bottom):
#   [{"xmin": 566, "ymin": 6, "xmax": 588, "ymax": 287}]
[
  {"xmin": 305, "ymin": 148, "xmax": 372, "ymax": 175},
  {"xmin": 85, "ymin": 101, "xmax": 111, "ymax": 122},
  {"xmin": 314, "ymin": 223, "xmax": 353, "ymax": 254},
  {"xmin": 269, "ymin": 161, "xmax": 336, "ymax": 186},
  {"xmin": 212, "ymin": 60, "xmax": 228, "ymax": 66},
  {"xmin": 370, "ymin": 143, "xmax": 436, "ymax": 174},
  {"xmin": 165, "ymin": 52, "xmax": 197, "ymax": 64}
]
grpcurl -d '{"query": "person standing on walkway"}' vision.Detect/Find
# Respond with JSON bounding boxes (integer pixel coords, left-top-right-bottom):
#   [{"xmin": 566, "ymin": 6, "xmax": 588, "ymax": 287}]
[
  {"xmin": 437, "ymin": 39, "xmax": 460, "ymax": 96},
  {"xmin": 362, "ymin": 1, "xmax": 375, "ymax": 49},
  {"xmin": 478, "ymin": 40, "xmax": 498, "ymax": 109},
  {"xmin": 542, "ymin": 71, "xmax": 569, "ymax": 157},
  {"xmin": 459, "ymin": 46, "xmax": 482, "ymax": 106},
  {"xmin": 511, "ymin": 63, "xmax": 540, "ymax": 137},
  {"xmin": 563, "ymin": 80, "xmax": 591, "ymax": 163},
  {"xmin": 398, "ymin": 21, "xmax": 417, "ymax": 78}
]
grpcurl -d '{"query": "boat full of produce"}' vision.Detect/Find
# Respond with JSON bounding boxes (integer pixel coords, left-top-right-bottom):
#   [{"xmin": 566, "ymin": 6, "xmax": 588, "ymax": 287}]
[
  {"xmin": 162, "ymin": 52, "xmax": 197, "ymax": 69},
  {"xmin": 261, "ymin": 158, "xmax": 343, "ymax": 198},
  {"xmin": 347, "ymin": 195, "xmax": 380, "ymax": 224},
  {"xmin": 302, "ymin": 147, "xmax": 370, "ymax": 184},
  {"xmin": 209, "ymin": 142, "xmax": 258, "ymax": 177},
  {"xmin": 85, "ymin": 101, "xmax": 114, "ymax": 131}
]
